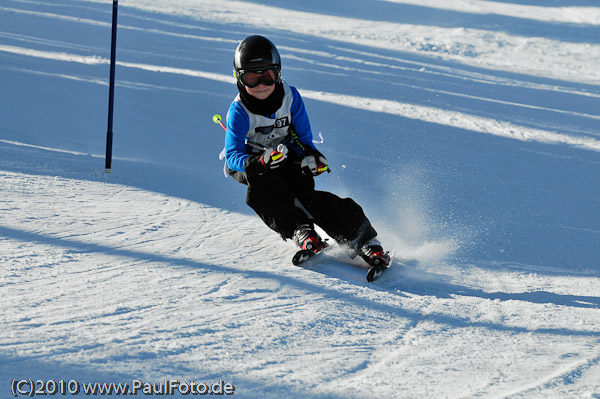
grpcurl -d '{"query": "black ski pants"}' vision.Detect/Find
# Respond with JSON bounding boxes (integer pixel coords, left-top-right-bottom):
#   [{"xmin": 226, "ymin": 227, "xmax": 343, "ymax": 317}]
[{"xmin": 231, "ymin": 161, "xmax": 377, "ymax": 248}]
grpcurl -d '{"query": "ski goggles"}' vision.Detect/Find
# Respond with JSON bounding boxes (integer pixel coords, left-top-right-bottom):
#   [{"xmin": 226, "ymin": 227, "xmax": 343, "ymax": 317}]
[{"xmin": 237, "ymin": 67, "xmax": 280, "ymax": 88}]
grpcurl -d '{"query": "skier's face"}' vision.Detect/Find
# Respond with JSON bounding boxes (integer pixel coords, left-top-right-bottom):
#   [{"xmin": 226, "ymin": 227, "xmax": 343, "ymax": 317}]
[{"xmin": 245, "ymin": 83, "xmax": 275, "ymax": 100}]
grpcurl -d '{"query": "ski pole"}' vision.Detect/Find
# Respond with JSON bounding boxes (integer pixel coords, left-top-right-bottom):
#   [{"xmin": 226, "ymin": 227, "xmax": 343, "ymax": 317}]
[
  {"xmin": 290, "ymin": 127, "xmax": 330, "ymax": 174},
  {"xmin": 212, "ymin": 114, "xmax": 226, "ymax": 132}
]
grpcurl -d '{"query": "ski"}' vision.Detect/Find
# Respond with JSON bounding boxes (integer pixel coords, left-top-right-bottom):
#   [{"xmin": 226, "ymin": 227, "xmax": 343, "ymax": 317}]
[
  {"xmin": 366, "ymin": 250, "xmax": 395, "ymax": 282},
  {"xmin": 292, "ymin": 249, "xmax": 317, "ymax": 265},
  {"xmin": 292, "ymin": 242, "xmax": 330, "ymax": 266},
  {"xmin": 293, "ymin": 244, "xmax": 396, "ymax": 283}
]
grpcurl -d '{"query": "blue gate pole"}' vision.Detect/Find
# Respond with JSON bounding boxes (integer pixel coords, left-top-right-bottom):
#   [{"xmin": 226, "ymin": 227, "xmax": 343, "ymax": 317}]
[{"xmin": 105, "ymin": 0, "xmax": 118, "ymax": 173}]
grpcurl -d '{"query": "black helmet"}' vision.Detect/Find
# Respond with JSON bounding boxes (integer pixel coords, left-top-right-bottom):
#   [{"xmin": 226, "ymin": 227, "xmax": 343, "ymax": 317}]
[{"xmin": 233, "ymin": 35, "xmax": 281, "ymax": 86}]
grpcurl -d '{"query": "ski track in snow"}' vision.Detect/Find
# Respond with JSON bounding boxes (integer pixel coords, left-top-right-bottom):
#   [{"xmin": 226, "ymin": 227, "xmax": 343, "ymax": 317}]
[
  {"xmin": 2, "ymin": 165, "xmax": 599, "ymax": 397},
  {"xmin": 1, "ymin": 0, "xmax": 600, "ymax": 398}
]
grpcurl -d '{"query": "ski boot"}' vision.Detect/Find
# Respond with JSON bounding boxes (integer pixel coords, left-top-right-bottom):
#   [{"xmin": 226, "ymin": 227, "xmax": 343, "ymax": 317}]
[
  {"xmin": 293, "ymin": 224, "xmax": 327, "ymax": 253},
  {"xmin": 359, "ymin": 238, "xmax": 391, "ymax": 267}
]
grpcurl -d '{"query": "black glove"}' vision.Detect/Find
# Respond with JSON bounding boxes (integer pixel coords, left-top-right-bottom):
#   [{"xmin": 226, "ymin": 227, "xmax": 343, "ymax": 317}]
[
  {"xmin": 301, "ymin": 148, "xmax": 329, "ymax": 176},
  {"xmin": 244, "ymin": 144, "xmax": 288, "ymax": 176},
  {"xmin": 261, "ymin": 144, "xmax": 288, "ymax": 169}
]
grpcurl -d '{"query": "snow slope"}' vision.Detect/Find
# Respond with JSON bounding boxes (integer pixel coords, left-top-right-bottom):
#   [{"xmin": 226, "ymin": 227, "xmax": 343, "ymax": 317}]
[{"xmin": 1, "ymin": 0, "xmax": 599, "ymax": 397}]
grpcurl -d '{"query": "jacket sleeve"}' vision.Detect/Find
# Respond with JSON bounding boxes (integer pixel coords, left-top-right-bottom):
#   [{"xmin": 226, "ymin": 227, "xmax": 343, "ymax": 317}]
[
  {"xmin": 224, "ymin": 102, "xmax": 251, "ymax": 173},
  {"xmin": 289, "ymin": 86, "xmax": 317, "ymax": 153}
]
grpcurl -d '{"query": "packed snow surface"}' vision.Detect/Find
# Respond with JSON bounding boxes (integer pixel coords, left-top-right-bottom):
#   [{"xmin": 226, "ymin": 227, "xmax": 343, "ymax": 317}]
[{"xmin": 1, "ymin": 0, "xmax": 599, "ymax": 398}]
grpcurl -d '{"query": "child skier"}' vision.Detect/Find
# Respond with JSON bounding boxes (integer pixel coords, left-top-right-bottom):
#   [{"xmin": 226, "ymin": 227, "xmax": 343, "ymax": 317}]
[{"xmin": 224, "ymin": 35, "xmax": 390, "ymax": 268}]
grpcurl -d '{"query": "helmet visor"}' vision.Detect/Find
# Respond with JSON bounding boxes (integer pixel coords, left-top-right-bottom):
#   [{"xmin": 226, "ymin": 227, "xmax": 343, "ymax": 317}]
[{"xmin": 238, "ymin": 67, "xmax": 279, "ymax": 88}]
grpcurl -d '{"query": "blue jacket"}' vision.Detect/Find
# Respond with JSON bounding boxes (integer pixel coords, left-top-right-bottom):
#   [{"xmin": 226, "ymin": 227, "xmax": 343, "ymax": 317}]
[{"xmin": 225, "ymin": 82, "xmax": 315, "ymax": 173}]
